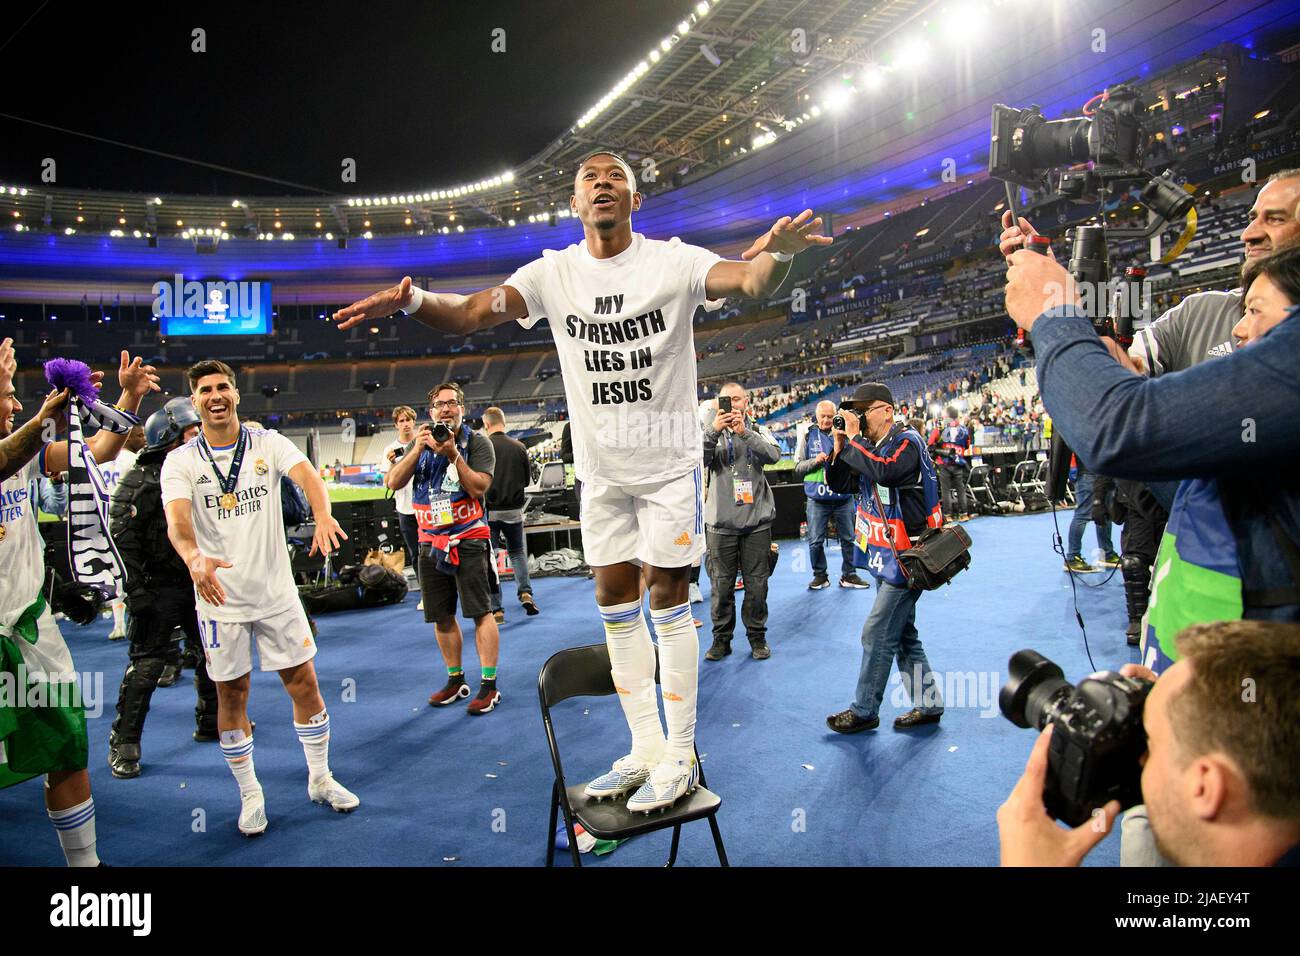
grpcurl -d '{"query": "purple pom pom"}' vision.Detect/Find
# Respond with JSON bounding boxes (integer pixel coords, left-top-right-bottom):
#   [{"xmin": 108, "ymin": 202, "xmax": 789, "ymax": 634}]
[{"xmin": 44, "ymin": 358, "xmax": 99, "ymax": 406}]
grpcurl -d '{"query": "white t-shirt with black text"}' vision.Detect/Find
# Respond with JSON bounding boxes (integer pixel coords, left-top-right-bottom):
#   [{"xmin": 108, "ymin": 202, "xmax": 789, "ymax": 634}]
[
  {"xmin": 160, "ymin": 425, "xmax": 308, "ymax": 622},
  {"xmin": 505, "ymin": 232, "xmax": 721, "ymax": 487}
]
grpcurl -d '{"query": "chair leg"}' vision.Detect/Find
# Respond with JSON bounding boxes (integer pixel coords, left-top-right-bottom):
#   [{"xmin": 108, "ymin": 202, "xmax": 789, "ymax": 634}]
[
  {"xmin": 708, "ymin": 813, "xmax": 730, "ymax": 867},
  {"xmin": 666, "ymin": 824, "xmax": 681, "ymax": 867},
  {"xmin": 546, "ymin": 781, "xmax": 559, "ymax": 867}
]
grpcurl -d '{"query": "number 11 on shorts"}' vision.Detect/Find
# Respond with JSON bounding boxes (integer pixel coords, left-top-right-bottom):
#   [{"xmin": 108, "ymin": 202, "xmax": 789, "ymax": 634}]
[{"xmin": 204, "ymin": 620, "xmax": 221, "ymax": 649}]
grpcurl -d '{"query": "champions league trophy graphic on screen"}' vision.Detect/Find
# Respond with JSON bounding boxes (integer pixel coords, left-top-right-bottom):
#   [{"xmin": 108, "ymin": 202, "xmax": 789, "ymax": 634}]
[{"xmin": 203, "ymin": 288, "xmax": 231, "ymax": 325}]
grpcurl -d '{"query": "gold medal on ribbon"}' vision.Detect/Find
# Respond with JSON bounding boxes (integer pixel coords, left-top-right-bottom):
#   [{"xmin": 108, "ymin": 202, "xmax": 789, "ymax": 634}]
[
  {"xmin": 220, "ymin": 492, "xmax": 238, "ymax": 511},
  {"xmin": 0, "ymin": 523, "xmax": 7, "ymax": 542}
]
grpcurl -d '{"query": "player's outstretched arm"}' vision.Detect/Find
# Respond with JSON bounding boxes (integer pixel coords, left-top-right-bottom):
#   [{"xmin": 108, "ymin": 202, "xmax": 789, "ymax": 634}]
[
  {"xmin": 332, "ymin": 276, "xmax": 528, "ymax": 336},
  {"xmin": 164, "ymin": 498, "xmax": 233, "ymax": 606},
  {"xmin": 705, "ymin": 209, "xmax": 834, "ymax": 301},
  {"xmin": 289, "ymin": 461, "xmax": 349, "ymax": 557}
]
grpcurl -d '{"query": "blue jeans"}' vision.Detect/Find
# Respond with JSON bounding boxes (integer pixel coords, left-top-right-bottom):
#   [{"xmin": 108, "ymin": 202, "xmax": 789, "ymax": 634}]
[
  {"xmin": 807, "ymin": 497, "xmax": 855, "ymax": 579},
  {"xmin": 1067, "ymin": 472, "xmax": 1115, "ymax": 559},
  {"xmin": 851, "ymin": 582, "xmax": 943, "ymax": 720},
  {"xmin": 487, "ymin": 519, "xmax": 532, "ymax": 612}
]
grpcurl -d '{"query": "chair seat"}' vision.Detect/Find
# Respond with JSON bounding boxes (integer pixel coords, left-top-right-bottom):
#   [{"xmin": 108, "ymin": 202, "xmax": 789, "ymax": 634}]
[{"xmin": 566, "ymin": 783, "xmax": 722, "ymax": 840}]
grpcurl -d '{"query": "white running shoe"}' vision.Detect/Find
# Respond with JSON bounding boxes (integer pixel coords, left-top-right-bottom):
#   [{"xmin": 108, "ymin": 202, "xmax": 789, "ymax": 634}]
[
  {"xmin": 688, "ymin": 583, "xmax": 703, "ymax": 605},
  {"xmin": 107, "ymin": 627, "xmax": 126, "ymax": 641},
  {"xmin": 308, "ymin": 774, "xmax": 360, "ymax": 812},
  {"xmin": 238, "ymin": 789, "xmax": 268, "ymax": 836},
  {"xmin": 627, "ymin": 757, "xmax": 700, "ymax": 814},
  {"xmin": 417, "ymin": 600, "xmax": 425, "ymax": 612},
  {"xmin": 583, "ymin": 754, "xmax": 653, "ymax": 801}
]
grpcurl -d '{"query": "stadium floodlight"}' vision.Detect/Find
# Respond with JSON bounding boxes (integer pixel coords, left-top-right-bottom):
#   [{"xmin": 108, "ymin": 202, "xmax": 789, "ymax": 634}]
[
  {"xmin": 861, "ymin": 65, "xmax": 886, "ymax": 91},
  {"xmin": 677, "ymin": 20, "xmax": 690, "ymax": 35},
  {"xmin": 696, "ymin": 1, "xmax": 709, "ymax": 15},
  {"xmin": 660, "ymin": 38, "xmax": 672, "ymax": 52},
  {"xmin": 821, "ymin": 86, "xmax": 852, "ymax": 112},
  {"xmin": 894, "ymin": 37, "xmax": 930, "ymax": 69},
  {"xmin": 942, "ymin": 4, "xmax": 987, "ymax": 44},
  {"xmin": 650, "ymin": 48, "xmax": 661, "ymax": 63}
]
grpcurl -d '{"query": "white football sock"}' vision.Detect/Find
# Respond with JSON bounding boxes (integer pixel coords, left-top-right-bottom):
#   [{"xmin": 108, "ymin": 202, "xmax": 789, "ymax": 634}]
[
  {"xmin": 599, "ymin": 600, "xmax": 665, "ymax": 765},
  {"xmin": 48, "ymin": 796, "xmax": 100, "ymax": 867},
  {"xmin": 294, "ymin": 709, "xmax": 331, "ymax": 784},
  {"xmin": 220, "ymin": 730, "xmax": 261, "ymax": 797},
  {"xmin": 650, "ymin": 602, "xmax": 699, "ymax": 767},
  {"xmin": 111, "ymin": 599, "xmax": 126, "ymax": 632}
]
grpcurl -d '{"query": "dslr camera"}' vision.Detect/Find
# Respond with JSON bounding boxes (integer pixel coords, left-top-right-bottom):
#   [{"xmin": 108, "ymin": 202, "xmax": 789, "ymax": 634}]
[
  {"xmin": 832, "ymin": 410, "xmax": 864, "ymax": 432},
  {"xmin": 999, "ymin": 650, "xmax": 1152, "ymax": 826},
  {"xmin": 422, "ymin": 421, "xmax": 453, "ymax": 444}
]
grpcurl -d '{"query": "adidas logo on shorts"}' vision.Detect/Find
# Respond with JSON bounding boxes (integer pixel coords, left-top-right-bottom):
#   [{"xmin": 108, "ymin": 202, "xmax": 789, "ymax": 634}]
[{"xmin": 674, "ymin": 532, "xmax": 691, "ymax": 546}]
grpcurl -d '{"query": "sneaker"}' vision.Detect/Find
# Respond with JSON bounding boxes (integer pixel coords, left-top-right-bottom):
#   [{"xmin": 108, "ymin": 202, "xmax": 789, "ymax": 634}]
[
  {"xmin": 1064, "ymin": 556, "xmax": 1099, "ymax": 574},
  {"xmin": 704, "ymin": 639, "xmax": 731, "ymax": 661},
  {"xmin": 839, "ymin": 573, "xmax": 871, "ymax": 589},
  {"xmin": 735, "ymin": 579, "xmax": 745, "ymax": 591},
  {"xmin": 826, "ymin": 709, "xmax": 880, "ymax": 734},
  {"xmin": 467, "ymin": 682, "xmax": 501, "ymax": 715},
  {"xmin": 583, "ymin": 754, "xmax": 652, "ymax": 801},
  {"xmin": 238, "ymin": 789, "xmax": 268, "ymax": 836},
  {"xmin": 493, "ymin": 610, "xmax": 505, "ymax": 625},
  {"xmin": 428, "ymin": 677, "xmax": 470, "ymax": 706},
  {"xmin": 1103, "ymin": 552, "xmax": 1122, "ymax": 568},
  {"xmin": 417, "ymin": 600, "xmax": 425, "ymax": 612},
  {"xmin": 107, "ymin": 737, "xmax": 141, "ymax": 779},
  {"xmin": 1126, "ymin": 620, "xmax": 1141, "ymax": 646},
  {"xmin": 808, "ymin": 574, "xmax": 831, "ymax": 591},
  {"xmin": 107, "ymin": 627, "xmax": 126, "ymax": 642},
  {"xmin": 693, "ymin": 618, "xmax": 703, "ymax": 629},
  {"xmin": 627, "ymin": 758, "xmax": 700, "ymax": 814},
  {"xmin": 688, "ymin": 582, "xmax": 704, "ymax": 605},
  {"xmin": 156, "ymin": 662, "xmax": 181, "ymax": 688},
  {"xmin": 308, "ymin": 774, "xmax": 360, "ymax": 812},
  {"xmin": 750, "ymin": 638, "xmax": 771, "ymax": 660},
  {"xmin": 520, "ymin": 593, "xmax": 540, "ymax": 616}
]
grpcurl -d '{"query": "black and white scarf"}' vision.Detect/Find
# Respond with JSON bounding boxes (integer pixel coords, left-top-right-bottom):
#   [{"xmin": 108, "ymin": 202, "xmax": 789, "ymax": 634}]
[{"xmin": 64, "ymin": 398, "xmax": 140, "ymax": 597}]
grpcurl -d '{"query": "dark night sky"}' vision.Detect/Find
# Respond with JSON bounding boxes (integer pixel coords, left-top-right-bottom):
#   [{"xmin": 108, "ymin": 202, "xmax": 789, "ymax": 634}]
[{"xmin": 0, "ymin": 0, "xmax": 691, "ymax": 197}]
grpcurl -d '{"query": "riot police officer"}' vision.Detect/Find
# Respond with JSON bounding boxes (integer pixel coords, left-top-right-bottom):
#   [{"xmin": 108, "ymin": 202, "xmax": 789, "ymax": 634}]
[{"xmin": 106, "ymin": 397, "xmax": 219, "ymax": 777}]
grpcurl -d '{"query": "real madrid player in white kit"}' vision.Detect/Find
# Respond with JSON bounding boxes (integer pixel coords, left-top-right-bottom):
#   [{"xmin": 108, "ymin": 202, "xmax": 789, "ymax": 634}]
[
  {"xmin": 161, "ymin": 360, "xmax": 358, "ymax": 836},
  {"xmin": 335, "ymin": 153, "xmax": 830, "ymax": 811},
  {"xmin": 1, "ymin": 339, "xmax": 160, "ymax": 864}
]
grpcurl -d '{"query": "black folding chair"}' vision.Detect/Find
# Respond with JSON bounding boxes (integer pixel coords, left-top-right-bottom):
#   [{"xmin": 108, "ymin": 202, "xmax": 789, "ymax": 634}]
[{"xmin": 538, "ymin": 643, "xmax": 728, "ymax": 867}]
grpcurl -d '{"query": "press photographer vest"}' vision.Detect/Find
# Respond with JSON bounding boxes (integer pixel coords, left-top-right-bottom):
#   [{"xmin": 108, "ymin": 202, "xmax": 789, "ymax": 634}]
[
  {"xmin": 411, "ymin": 424, "xmax": 490, "ymax": 546},
  {"xmin": 851, "ymin": 426, "xmax": 943, "ymax": 588},
  {"xmin": 803, "ymin": 427, "xmax": 850, "ymax": 502}
]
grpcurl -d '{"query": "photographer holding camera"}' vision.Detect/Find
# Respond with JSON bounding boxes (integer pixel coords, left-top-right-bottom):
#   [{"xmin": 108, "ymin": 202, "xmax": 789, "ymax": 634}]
[
  {"xmin": 998, "ymin": 620, "xmax": 1300, "ymax": 867},
  {"xmin": 823, "ymin": 383, "xmax": 947, "ymax": 734},
  {"xmin": 386, "ymin": 383, "xmax": 501, "ymax": 715},
  {"xmin": 701, "ymin": 382, "xmax": 781, "ymax": 662}
]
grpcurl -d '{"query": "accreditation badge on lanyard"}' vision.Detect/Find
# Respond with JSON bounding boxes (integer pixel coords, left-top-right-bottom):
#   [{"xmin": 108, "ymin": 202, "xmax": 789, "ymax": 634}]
[
  {"xmin": 429, "ymin": 493, "xmax": 455, "ymax": 527},
  {"xmin": 734, "ymin": 480, "xmax": 754, "ymax": 505}
]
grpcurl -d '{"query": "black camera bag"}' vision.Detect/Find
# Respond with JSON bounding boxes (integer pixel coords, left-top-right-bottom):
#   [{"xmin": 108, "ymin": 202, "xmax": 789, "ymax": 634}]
[{"xmin": 870, "ymin": 485, "xmax": 972, "ymax": 591}]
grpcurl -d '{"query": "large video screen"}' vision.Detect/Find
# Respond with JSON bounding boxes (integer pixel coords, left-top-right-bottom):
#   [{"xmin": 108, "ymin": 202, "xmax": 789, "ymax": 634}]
[{"xmin": 153, "ymin": 277, "xmax": 273, "ymax": 336}]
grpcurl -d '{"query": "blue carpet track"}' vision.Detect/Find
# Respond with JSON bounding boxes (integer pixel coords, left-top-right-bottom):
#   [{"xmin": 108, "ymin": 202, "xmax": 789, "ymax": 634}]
[{"xmin": 1, "ymin": 509, "xmax": 1132, "ymax": 866}]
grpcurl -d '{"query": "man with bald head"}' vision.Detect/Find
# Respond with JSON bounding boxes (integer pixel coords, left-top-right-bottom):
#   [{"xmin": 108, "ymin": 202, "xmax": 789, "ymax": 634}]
[{"xmin": 795, "ymin": 400, "xmax": 868, "ymax": 590}]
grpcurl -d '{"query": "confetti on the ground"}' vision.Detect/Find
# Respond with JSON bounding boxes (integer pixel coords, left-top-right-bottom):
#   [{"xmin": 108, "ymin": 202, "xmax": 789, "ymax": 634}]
[
  {"xmin": 948, "ymin": 746, "xmax": 959, "ymax": 753},
  {"xmin": 497, "ymin": 761, "xmax": 508, "ymax": 766},
  {"xmin": 732, "ymin": 722, "xmax": 741, "ymax": 728},
  {"xmin": 485, "ymin": 773, "xmax": 497, "ymax": 779},
  {"xmin": 179, "ymin": 783, "xmax": 186, "ymax": 789},
  {"xmin": 442, "ymin": 856, "xmax": 459, "ymax": 863},
  {"xmin": 802, "ymin": 764, "xmax": 815, "ymax": 771}
]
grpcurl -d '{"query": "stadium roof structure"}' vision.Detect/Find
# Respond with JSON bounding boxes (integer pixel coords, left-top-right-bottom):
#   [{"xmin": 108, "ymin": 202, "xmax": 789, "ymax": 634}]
[
  {"xmin": 3, "ymin": 0, "xmax": 931, "ymax": 242},
  {"xmin": 3, "ymin": 0, "xmax": 1299, "ymax": 259}
]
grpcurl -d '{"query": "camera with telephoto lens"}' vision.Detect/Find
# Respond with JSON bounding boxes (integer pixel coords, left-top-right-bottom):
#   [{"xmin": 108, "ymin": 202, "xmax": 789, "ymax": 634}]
[
  {"xmin": 989, "ymin": 85, "xmax": 1146, "ymax": 189},
  {"xmin": 999, "ymin": 650, "xmax": 1153, "ymax": 826},
  {"xmin": 430, "ymin": 422, "xmax": 452, "ymax": 443}
]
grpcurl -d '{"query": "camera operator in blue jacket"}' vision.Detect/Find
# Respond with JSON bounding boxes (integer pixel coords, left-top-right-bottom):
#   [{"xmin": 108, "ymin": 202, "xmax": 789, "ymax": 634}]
[{"xmin": 823, "ymin": 383, "xmax": 946, "ymax": 736}]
